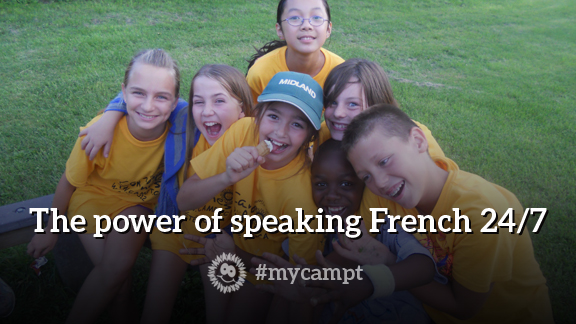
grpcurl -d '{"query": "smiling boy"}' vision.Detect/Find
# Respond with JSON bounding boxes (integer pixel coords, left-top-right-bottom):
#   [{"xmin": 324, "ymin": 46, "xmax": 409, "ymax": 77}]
[
  {"xmin": 341, "ymin": 104, "xmax": 553, "ymax": 323},
  {"xmin": 307, "ymin": 138, "xmax": 443, "ymax": 323}
]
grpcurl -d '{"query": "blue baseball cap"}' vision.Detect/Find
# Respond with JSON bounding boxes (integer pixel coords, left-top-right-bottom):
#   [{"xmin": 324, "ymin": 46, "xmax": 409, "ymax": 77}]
[{"xmin": 257, "ymin": 71, "xmax": 323, "ymax": 130}]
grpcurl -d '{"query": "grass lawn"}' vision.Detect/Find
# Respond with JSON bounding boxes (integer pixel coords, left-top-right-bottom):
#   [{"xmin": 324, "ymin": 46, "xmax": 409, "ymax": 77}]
[{"xmin": 1, "ymin": 0, "xmax": 574, "ymax": 322}]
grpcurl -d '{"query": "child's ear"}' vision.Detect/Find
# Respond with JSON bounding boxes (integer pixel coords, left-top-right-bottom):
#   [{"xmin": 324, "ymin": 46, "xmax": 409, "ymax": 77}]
[
  {"xmin": 326, "ymin": 22, "xmax": 332, "ymax": 38},
  {"xmin": 276, "ymin": 23, "xmax": 284, "ymax": 40},
  {"xmin": 239, "ymin": 102, "xmax": 245, "ymax": 118},
  {"xmin": 121, "ymin": 83, "xmax": 126, "ymax": 98},
  {"xmin": 410, "ymin": 127, "xmax": 429, "ymax": 154},
  {"xmin": 171, "ymin": 98, "xmax": 178, "ymax": 111}
]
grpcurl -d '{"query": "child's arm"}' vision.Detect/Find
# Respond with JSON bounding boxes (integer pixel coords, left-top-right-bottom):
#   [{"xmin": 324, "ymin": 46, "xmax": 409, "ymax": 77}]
[
  {"xmin": 79, "ymin": 93, "xmax": 126, "ymax": 160},
  {"xmin": 331, "ymin": 221, "xmax": 397, "ymax": 266},
  {"xmin": 179, "ymin": 232, "xmax": 260, "ymax": 269},
  {"xmin": 27, "ymin": 172, "xmax": 76, "ymax": 258},
  {"xmin": 177, "ymin": 147, "xmax": 264, "ymax": 211},
  {"xmin": 410, "ymin": 279, "xmax": 492, "ymax": 320}
]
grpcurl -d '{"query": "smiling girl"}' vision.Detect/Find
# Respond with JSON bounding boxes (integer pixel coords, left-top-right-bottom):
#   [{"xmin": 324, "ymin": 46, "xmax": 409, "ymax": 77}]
[
  {"xmin": 71, "ymin": 64, "xmax": 253, "ymax": 323},
  {"xmin": 177, "ymin": 71, "xmax": 324, "ymax": 323},
  {"xmin": 246, "ymin": 0, "xmax": 343, "ymax": 102},
  {"xmin": 27, "ymin": 49, "xmax": 180, "ymax": 324},
  {"xmin": 316, "ymin": 58, "xmax": 447, "ymax": 239},
  {"xmin": 143, "ymin": 64, "xmax": 252, "ymax": 324}
]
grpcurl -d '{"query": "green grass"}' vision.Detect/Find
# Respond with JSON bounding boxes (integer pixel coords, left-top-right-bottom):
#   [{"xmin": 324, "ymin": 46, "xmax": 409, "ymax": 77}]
[{"xmin": 0, "ymin": 0, "xmax": 574, "ymax": 322}]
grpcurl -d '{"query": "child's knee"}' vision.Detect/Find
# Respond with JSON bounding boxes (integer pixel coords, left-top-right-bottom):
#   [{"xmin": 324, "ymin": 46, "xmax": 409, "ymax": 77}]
[{"xmin": 97, "ymin": 258, "xmax": 135, "ymax": 285}]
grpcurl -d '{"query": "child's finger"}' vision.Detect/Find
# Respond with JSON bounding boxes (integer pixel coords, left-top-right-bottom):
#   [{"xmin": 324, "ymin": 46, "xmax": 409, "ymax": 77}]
[
  {"xmin": 179, "ymin": 247, "xmax": 205, "ymax": 255},
  {"xmin": 336, "ymin": 232, "xmax": 351, "ymax": 250},
  {"xmin": 261, "ymin": 252, "xmax": 292, "ymax": 268},
  {"xmin": 244, "ymin": 146, "xmax": 261, "ymax": 160},
  {"xmin": 183, "ymin": 234, "xmax": 206, "ymax": 246},
  {"xmin": 292, "ymin": 253, "xmax": 308, "ymax": 266},
  {"xmin": 235, "ymin": 147, "xmax": 258, "ymax": 164},
  {"xmin": 332, "ymin": 240, "xmax": 357, "ymax": 262},
  {"xmin": 79, "ymin": 128, "xmax": 88, "ymax": 137},
  {"xmin": 309, "ymin": 288, "xmax": 340, "ymax": 305},
  {"xmin": 315, "ymin": 250, "xmax": 338, "ymax": 268},
  {"xmin": 315, "ymin": 250, "xmax": 330, "ymax": 268},
  {"xmin": 84, "ymin": 142, "xmax": 94, "ymax": 157},
  {"xmin": 189, "ymin": 257, "xmax": 209, "ymax": 267},
  {"xmin": 256, "ymin": 155, "xmax": 266, "ymax": 165},
  {"xmin": 39, "ymin": 247, "xmax": 50, "ymax": 258},
  {"xmin": 26, "ymin": 242, "xmax": 34, "ymax": 256},
  {"xmin": 103, "ymin": 141, "xmax": 111, "ymax": 158},
  {"xmin": 88, "ymin": 145, "xmax": 98, "ymax": 161}
]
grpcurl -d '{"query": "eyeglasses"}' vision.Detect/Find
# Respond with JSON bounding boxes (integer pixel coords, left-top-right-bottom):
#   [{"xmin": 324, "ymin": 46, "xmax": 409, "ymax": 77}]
[{"xmin": 282, "ymin": 15, "xmax": 328, "ymax": 27}]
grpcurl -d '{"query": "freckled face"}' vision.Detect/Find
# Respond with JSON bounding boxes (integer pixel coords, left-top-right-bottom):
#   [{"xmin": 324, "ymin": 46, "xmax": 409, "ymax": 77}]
[
  {"xmin": 258, "ymin": 102, "xmax": 311, "ymax": 170},
  {"xmin": 123, "ymin": 63, "xmax": 177, "ymax": 141},
  {"xmin": 347, "ymin": 129, "xmax": 425, "ymax": 210},
  {"xmin": 324, "ymin": 80, "xmax": 365, "ymax": 141},
  {"xmin": 192, "ymin": 76, "xmax": 244, "ymax": 145}
]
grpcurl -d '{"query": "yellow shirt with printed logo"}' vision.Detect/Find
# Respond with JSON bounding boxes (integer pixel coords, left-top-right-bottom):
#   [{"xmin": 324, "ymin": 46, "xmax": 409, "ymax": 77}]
[
  {"xmin": 417, "ymin": 157, "xmax": 552, "ymax": 324},
  {"xmin": 246, "ymin": 46, "xmax": 344, "ymax": 103},
  {"xmin": 149, "ymin": 134, "xmax": 235, "ymax": 263},
  {"xmin": 191, "ymin": 118, "xmax": 323, "ymax": 270},
  {"xmin": 65, "ymin": 115, "xmax": 166, "ymax": 234}
]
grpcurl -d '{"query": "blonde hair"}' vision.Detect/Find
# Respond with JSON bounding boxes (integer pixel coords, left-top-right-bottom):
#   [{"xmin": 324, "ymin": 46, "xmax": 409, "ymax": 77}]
[
  {"xmin": 324, "ymin": 58, "xmax": 398, "ymax": 109},
  {"xmin": 124, "ymin": 49, "xmax": 181, "ymax": 99},
  {"xmin": 183, "ymin": 64, "xmax": 254, "ymax": 178}
]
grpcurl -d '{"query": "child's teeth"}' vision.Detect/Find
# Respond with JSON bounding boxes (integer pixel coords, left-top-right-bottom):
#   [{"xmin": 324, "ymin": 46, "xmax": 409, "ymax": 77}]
[
  {"xmin": 391, "ymin": 181, "xmax": 405, "ymax": 197},
  {"xmin": 205, "ymin": 122, "xmax": 216, "ymax": 126},
  {"xmin": 333, "ymin": 123, "xmax": 347, "ymax": 130},
  {"xmin": 138, "ymin": 112, "xmax": 155, "ymax": 120},
  {"xmin": 271, "ymin": 140, "xmax": 285, "ymax": 147},
  {"xmin": 327, "ymin": 207, "xmax": 345, "ymax": 214}
]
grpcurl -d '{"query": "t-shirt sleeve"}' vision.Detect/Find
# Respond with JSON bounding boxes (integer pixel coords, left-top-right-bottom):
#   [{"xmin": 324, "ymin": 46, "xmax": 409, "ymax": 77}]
[
  {"xmin": 246, "ymin": 66, "xmax": 264, "ymax": 105},
  {"xmin": 191, "ymin": 119, "xmax": 249, "ymax": 180},
  {"xmin": 65, "ymin": 137, "xmax": 98, "ymax": 187},
  {"xmin": 413, "ymin": 120, "xmax": 445, "ymax": 159},
  {"xmin": 450, "ymin": 206, "xmax": 518, "ymax": 293}
]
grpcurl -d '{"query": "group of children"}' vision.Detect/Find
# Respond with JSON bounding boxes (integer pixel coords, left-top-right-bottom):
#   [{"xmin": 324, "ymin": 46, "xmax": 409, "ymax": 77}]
[{"xmin": 26, "ymin": 0, "xmax": 553, "ymax": 323}]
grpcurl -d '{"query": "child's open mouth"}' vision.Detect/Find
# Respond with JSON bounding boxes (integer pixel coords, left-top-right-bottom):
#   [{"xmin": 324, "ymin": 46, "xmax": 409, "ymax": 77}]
[
  {"xmin": 388, "ymin": 180, "xmax": 405, "ymax": 198},
  {"xmin": 269, "ymin": 139, "xmax": 289, "ymax": 154},
  {"xmin": 204, "ymin": 122, "xmax": 222, "ymax": 136},
  {"xmin": 326, "ymin": 206, "xmax": 346, "ymax": 215},
  {"xmin": 330, "ymin": 121, "xmax": 347, "ymax": 131}
]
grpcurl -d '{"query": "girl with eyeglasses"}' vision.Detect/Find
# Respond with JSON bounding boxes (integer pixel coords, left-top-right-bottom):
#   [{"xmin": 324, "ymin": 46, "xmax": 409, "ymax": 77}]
[{"xmin": 246, "ymin": 0, "xmax": 344, "ymax": 103}]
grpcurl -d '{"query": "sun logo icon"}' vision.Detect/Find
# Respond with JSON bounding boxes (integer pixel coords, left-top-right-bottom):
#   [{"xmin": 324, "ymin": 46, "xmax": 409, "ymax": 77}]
[{"xmin": 207, "ymin": 253, "xmax": 247, "ymax": 293}]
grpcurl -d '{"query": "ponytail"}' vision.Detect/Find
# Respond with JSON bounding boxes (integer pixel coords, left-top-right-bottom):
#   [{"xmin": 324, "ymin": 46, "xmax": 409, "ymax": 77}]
[{"xmin": 246, "ymin": 40, "xmax": 287, "ymax": 72}]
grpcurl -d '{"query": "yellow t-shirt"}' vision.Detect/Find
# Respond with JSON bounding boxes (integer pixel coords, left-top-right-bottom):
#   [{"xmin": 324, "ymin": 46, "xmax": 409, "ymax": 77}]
[
  {"xmin": 66, "ymin": 115, "xmax": 167, "ymax": 233},
  {"xmin": 149, "ymin": 134, "xmax": 236, "ymax": 263},
  {"xmin": 246, "ymin": 46, "xmax": 344, "ymax": 103},
  {"xmin": 191, "ymin": 118, "xmax": 323, "ymax": 267},
  {"xmin": 420, "ymin": 157, "xmax": 553, "ymax": 324}
]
